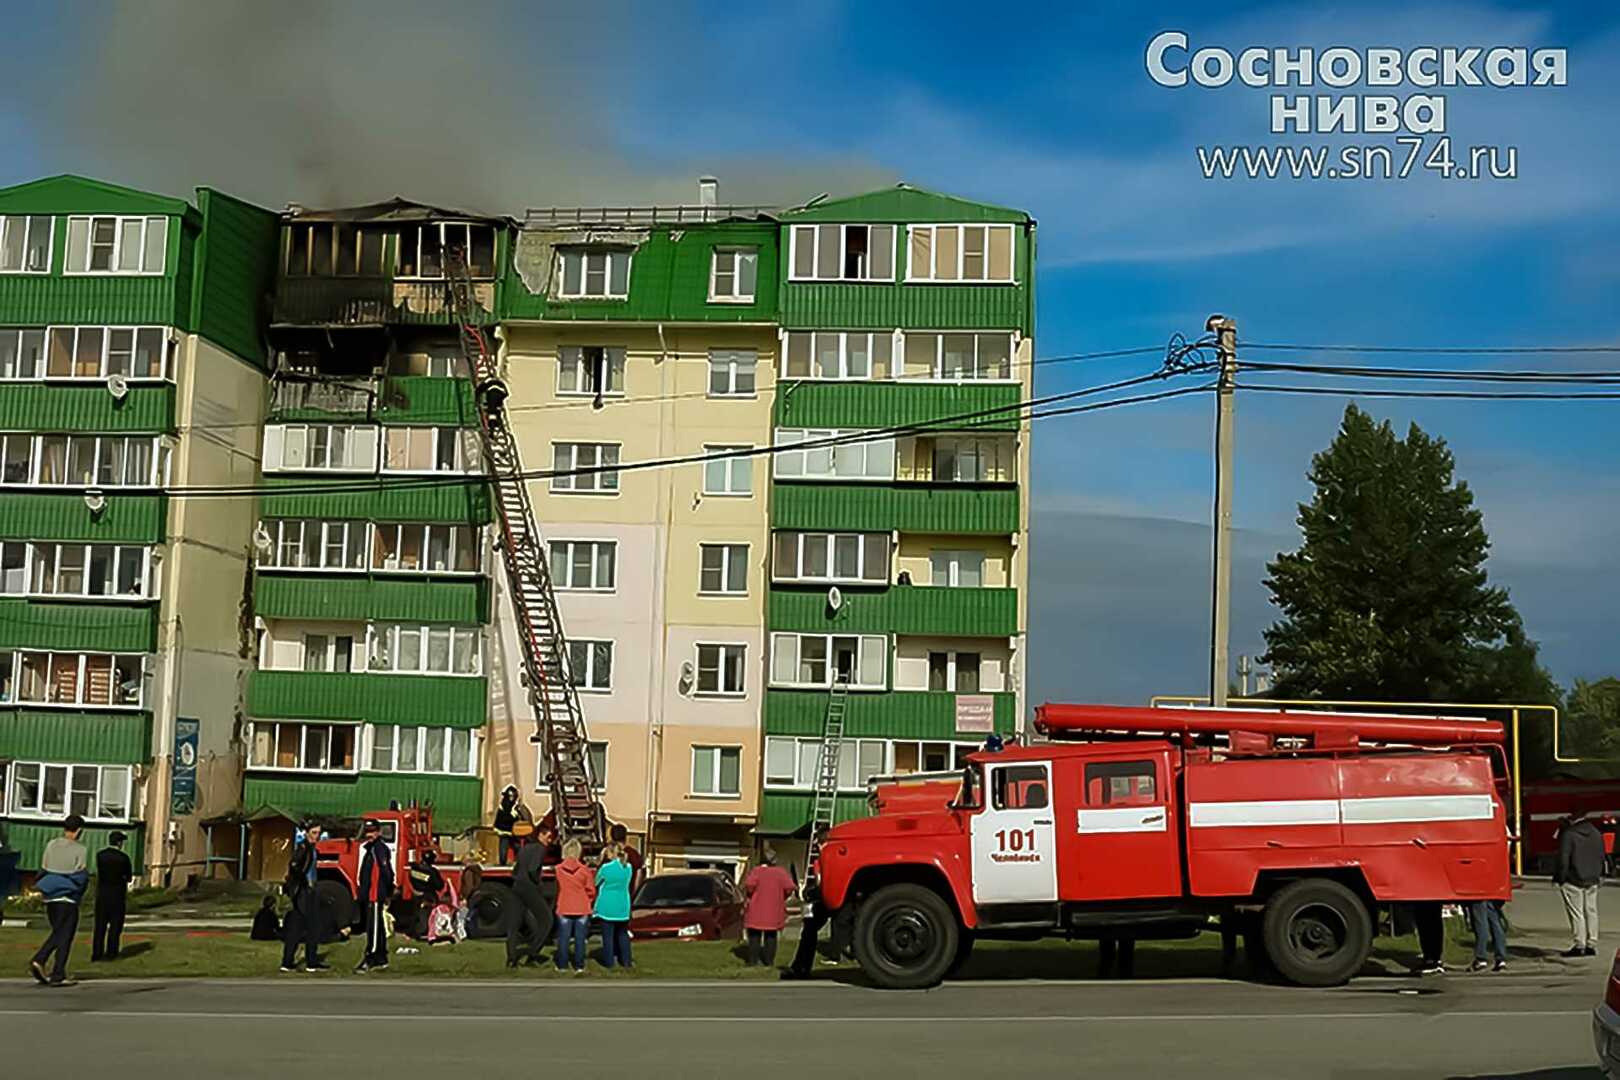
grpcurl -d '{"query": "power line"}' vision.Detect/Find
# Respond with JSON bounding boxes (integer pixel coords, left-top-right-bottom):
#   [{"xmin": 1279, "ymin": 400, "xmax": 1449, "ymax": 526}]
[
  {"xmin": 1240, "ymin": 383, "xmax": 1620, "ymax": 402},
  {"xmin": 1239, "ymin": 341, "xmax": 1620, "ymax": 356},
  {"xmin": 1241, "ymin": 360, "xmax": 1620, "ymax": 383}
]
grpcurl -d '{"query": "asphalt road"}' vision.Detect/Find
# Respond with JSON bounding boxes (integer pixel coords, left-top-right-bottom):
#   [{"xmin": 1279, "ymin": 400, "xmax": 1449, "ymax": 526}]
[{"xmin": 0, "ymin": 972, "xmax": 1607, "ymax": 1079}]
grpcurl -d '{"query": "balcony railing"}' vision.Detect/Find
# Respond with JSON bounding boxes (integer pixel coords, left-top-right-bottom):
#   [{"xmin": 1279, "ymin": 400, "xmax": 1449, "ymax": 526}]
[
  {"xmin": 268, "ymin": 379, "xmax": 378, "ymax": 417},
  {"xmin": 272, "ymin": 278, "xmax": 495, "ymax": 327}
]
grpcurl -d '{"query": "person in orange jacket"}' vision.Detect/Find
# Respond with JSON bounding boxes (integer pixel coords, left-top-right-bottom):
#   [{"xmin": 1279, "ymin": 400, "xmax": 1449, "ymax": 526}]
[{"xmin": 553, "ymin": 839, "xmax": 596, "ymax": 973}]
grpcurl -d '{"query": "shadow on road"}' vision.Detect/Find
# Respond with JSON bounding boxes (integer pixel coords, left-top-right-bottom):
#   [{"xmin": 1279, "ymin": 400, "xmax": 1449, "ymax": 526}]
[{"xmin": 1447, "ymin": 1069, "xmax": 1602, "ymax": 1079}]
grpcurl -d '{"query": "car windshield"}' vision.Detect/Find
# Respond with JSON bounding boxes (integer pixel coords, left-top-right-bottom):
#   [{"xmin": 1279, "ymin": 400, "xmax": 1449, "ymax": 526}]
[{"xmin": 634, "ymin": 874, "xmax": 718, "ymax": 908}]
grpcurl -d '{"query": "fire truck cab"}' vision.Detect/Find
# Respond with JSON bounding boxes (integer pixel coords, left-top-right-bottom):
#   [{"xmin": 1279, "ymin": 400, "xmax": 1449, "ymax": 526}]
[{"xmin": 816, "ymin": 703, "xmax": 1512, "ymax": 989}]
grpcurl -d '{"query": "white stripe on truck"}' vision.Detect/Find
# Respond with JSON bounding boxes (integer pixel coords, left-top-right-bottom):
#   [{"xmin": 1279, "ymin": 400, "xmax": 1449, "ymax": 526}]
[
  {"xmin": 1184, "ymin": 795, "xmax": 1495, "ymax": 829},
  {"xmin": 1076, "ymin": 806, "xmax": 1169, "ymax": 834}
]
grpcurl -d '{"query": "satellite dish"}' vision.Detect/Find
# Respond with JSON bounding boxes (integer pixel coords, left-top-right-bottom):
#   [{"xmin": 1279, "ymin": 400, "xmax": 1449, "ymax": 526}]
[
  {"xmin": 107, "ymin": 373, "xmax": 129, "ymax": 401},
  {"xmin": 680, "ymin": 661, "xmax": 695, "ymax": 683},
  {"xmin": 252, "ymin": 522, "xmax": 273, "ymax": 555},
  {"xmin": 827, "ymin": 585, "xmax": 843, "ymax": 611},
  {"xmin": 83, "ymin": 489, "xmax": 107, "ymax": 514}
]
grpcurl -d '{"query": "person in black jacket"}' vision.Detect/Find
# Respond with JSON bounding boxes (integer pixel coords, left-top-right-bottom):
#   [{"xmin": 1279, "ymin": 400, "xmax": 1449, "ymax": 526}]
[
  {"xmin": 280, "ymin": 823, "xmax": 328, "ymax": 973},
  {"xmin": 355, "ymin": 820, "xmax": 394, "ymax": 973},
  {"xmin": 505, "ymin": 831, "xmax": 551, "ymax": 968},
  {"xmin": 91, "ymin": 831, "xmax": 133, "ymax": 961},
  {"xmin": 1555, "ymin": 812, "xmax": 1606, "ymax": 957}
]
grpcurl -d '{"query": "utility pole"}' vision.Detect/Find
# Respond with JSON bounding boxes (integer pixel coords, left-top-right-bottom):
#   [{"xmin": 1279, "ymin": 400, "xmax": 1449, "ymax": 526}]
[
  {"xmin": 1237, "ymin": 654, "xmax": 1252, "ymax": 697},
  {"xmin": 1208, "ymin": 315, "xmax": 1238, "ymax": 708}
]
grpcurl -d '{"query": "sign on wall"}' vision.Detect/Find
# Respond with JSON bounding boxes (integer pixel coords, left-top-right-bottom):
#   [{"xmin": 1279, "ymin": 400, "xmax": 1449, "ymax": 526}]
[
  {"xmin": 955, "ymin": 694, "xmax": 996, "ymax": 734},
  {"xmin": 171, "ymin": 718, "xmax": 200, "ymax": 815}
]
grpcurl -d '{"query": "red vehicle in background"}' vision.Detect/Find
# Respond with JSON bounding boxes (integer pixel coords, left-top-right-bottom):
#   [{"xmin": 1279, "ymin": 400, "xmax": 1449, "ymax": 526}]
[
  {"xmin": 629, "ymin": 871, "xmax": 745, "ymax": 941},
  {"xmin": 1523, "ymin": 778, "xmax": 1620, "ymax": 874}
]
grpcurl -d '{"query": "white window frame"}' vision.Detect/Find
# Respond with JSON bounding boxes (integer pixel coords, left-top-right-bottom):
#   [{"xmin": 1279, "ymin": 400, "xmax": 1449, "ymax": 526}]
[
  {"xmin": 366, "ymin": 724, "xmax": 480, "ymax": 776},
  {"xmin": 538, "ymin": 739, "xmax": 608, "ymax": 793},
  {"xmin": 245, "ymin": 720, "xmax": 362, "ymax": 775},
  {"xmin": 300, "ymin": 632, "xmax": 357, "ymax": 673},
  {"xmin": 787, "ymin": 224, "xmax": 896, "ymax": 282},
  {"xmin": 0, "ymin": 216, "xmax": 54, "ymax": 274},
  {"xmin": 690, "ymin": 744, "xmax": 743, "ymax": 798},
  {"xmin": 921, "ymin": 435, "xmax": 1014, "ymax": 483},
  {"xmin": 370, "ymin": 522, "xmax": 482, "ymax": 575},
  {"xmin": 548, "ymin": 539, "xmax": 617, "ymax": 591},
  {"xmin": 16, "ymin": 326, "xmax": 175, "ymax": 382},
  {"xmin": 258, "ymin": 519, "xmax": 371, "ymax": 573},
  {"xmin": 706, "ymin": 349, "xmax": 757, "ymax": 397},
  {"xmin": 780, "ymin": 331, "xmax": 893, "ymax": 381},
  {"xmin": 391, "ymin": 221, "xmax": 496, "ymax": 281},
  {"xmin": 927, "ymin": 649, "xmax": 985, "ymax": 693},
  {"xmin": 768, "ymin": 633, "xmax": 888, "ymax": 690},
  {"xmin": 708, "ymin": 247, "xmax": 759, "ymax": 302},
  {"xmin": 905, "ymin": 224, "xmax": 1017, "ymax": 284},
  {"xmin": 694, "ymin": 642, "xmax": 747, "ymax": 697},
  {"xmin": 701, "ymin": 445, "xmax": 752, "ymax": 497},
  {"xmin": 903, "ymin": 331, "xmax": 1017, "ymax": 382},
  {"xmin": 556, "ymin": 248, "xmax": 632, "ymax": 299},
  {"xmin": 567, "ymin": 638, "xmax": 614, "ymax": 693},
  {"xmin": 556, "ymin": 345, "xmax": 627, "ymax": 398},
  {"xmin": 771, "ymin": 531, "xmax": 889, "ymax": 585},
  {"xmin": 4, "ymin": 762, "xmax": 134, "ymax": 824},
  {"xmin": 64, "ymin": 215, "xmax": 168, "ymax": 276},
  {"xmin": 698, "ymin": 543, "xmax": 749, "ymax": 596},
  {"xmin": 3, "ymin": 541, "xmax": 158, "ymax": 600},
  {"xmin": 763, "ymin": 735, "xmax": 893, "ymax": 791},
  {"xmin": 365, "ymin": 622, "xmax": 484, "ymax": 677},
  {"xmin": 771, "ymin": 428, "xmax": 896, "ymax": 482},
  {"xmin": 929, "ymin": 548, "xmax": 986, "ymax": 588},
  {"xmin": 3, "ymin": 433, "xmax": 166, "ymax": 488},
  {"xmin": 382, "ymin": 426, "xmax": 476, "ymax": 475},
  {"xmin": 262, "ymin": 424, "xmax": 380, "ymax": 474},
  {"xmin": 8, "ymin": 650, "xmax": 147, "ymax": 709},
  {"xmin": 550, "ymin": 442, "xmax": 620, "ymax": 494}
]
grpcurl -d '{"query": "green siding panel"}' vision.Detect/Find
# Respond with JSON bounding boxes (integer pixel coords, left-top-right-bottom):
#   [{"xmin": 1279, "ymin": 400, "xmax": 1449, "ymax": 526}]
[
  {"xmin": 242, "ymin": 774, "xmax": 483, "ymax": 833},
  {"xmin": 0, "ymin": 176, "xmax": 190, "ymax": 217},
  {"xmin": 0, "ymin": 275, "xmax": 180, "ymax": 328},
  {"xmin": 773, "ymin": 380, "xmax": 1022, "ymax": 431},
  {"xmin": 0, "ymin": 822, "xmax": 145, "ymax": 873},
  {"xmin": 764, "ymin": 689, "xmax": 1016, "ymax": 739},
  {"xmin": 260, "ymin": 477, "xmax": 491, "ymax": 525},
  {"xmin": 0, "ymin": 710, "xmax": 151, "ymax": 764},
  {"xmin": 0, "ymin": 384, "xmax": 175, "ymax": 433},
  {"xmin": 780, "ymin": 282, "xmax": 1029, "ymax": 333},
  {"xmin": 379, "ymin": 376, "xmax": 477, "ymax": 426},
  {"xmin": 254, "ymin": 573, "xmax": 489, "ymax": 624},
  {"xmin": 770, "ymin": 482, "xmax": 1018, "ymax": 535},
  {"xmin": 248, "ymin": 670, "xmax": 486, "ymax": 729},
  {"xmin": 190, "ymin": 188, "xmax": 278, "ymax": 367},
  {"xmin": 778, "ymin": 186, "xmax": 1030, "ymax": 225},
  {"xmin": 757, "ymin": 792, "xmax": 870, "ymax": 835},
  {"xmin": 0, "ymin": 599, "xmax": 158, "ymax": 651},
  {"xmin": 768, "ymin": 585, "xmax": 1018, "ymax": 637},
  {"xmin": 0, "ymin": 494, "xmax": 166, "ymax": 543}
]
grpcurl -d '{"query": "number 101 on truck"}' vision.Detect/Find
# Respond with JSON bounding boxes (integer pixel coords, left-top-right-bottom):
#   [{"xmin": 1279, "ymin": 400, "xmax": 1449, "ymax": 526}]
[{"xmin": 815, "ymin": 703, "xmax": 1511, "ymax": 989}]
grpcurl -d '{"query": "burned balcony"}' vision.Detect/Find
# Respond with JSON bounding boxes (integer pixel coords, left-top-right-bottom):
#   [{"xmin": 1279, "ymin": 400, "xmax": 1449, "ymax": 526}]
[{"xmin": 268, "ymin": 378, "xmax": 379, "ymax": 419}]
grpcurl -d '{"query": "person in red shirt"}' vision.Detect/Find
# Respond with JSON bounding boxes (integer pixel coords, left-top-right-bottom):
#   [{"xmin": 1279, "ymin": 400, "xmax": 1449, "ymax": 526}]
[
  {"xmin": 742, "ymin": 845, "xmax": 797, "ymax": 967},
  {"xmin": 609, "ymin": 823, "xmax": 645, "ymax": 896}
]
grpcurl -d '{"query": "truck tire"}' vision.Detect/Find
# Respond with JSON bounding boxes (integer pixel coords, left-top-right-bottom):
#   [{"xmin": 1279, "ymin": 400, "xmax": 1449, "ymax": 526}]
[
  {"xmin": 466, "ymin": 882, "xmax": 516, "ymax": 939},
  {"xmin": 314, "ymin": 879, "xmax": 356, "ymax": 939},
  {"xmin": 948, "ymin": 931, "xmax": 975, "ymax": 977},
  {"xmin": 855, "ymin": 883, "xmax": 960, "ymax": 990},
  {"xmin": 1262, "ymin": 878, "xmax": 1372, "ymax": 987}
]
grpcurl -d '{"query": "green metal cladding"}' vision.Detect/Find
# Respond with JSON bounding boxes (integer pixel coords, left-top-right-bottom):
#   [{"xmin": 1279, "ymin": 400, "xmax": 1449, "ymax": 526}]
[
  {"xmin": 757, "ymin": 792, "xmax": 870, "ymax": 834},
  {"xmin": 253, "ymin": 573, "xmax": 489, "ymax": 624},
  {"xmin": 763, "ymin": 689, "xmax": 1016, "ymax": 739},
  {"xmin": 247, "ymin": 670, "xmax": 487, "ymax": 729},
  {"xmin": 242, "ymin": 774, "xmax": 482, "ymax": 832},
  {"xmin": 0, "ymin": 599, "xmax": 158, "ymax": 652},
  {"xmin": 190, "ymin": 188, "xmax": 280, "ymax": 366},
  {"xmin": 0, "ymin": 384, "xmax": 176, "ymax": 433},
  {"xmin": 0, "ymin": 822, "xmax": 145, "ymax": 872},
  {"xmin": 773, "ymin": 380, "xmax": 1022, "ymax": 432},
  {"xmin": 0, "ymin": 494, "xmax": 167, "ymax": 543},
  {"xmin": 259, "ymin": 476, "xmax": 491, "ymax": 524},
  {"xmin": 780, "ymin": 186, "xmax": 1030, "ymax": 225},
  {"xmin": 0, "ymin": 710, "xmax": 152, "ymax": 764},
  {"xmin": 768, "ymin": 585, "xmax": 1018, "ymax": 637},
  {"xmin": 770, "ymin": 482, "xmax": 1018, "ymax": 535}
]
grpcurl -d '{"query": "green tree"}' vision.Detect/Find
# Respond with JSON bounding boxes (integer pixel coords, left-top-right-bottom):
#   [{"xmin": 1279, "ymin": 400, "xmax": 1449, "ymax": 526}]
[
  {"xmin": 1262, "ymin": 404, "xmax": 1554, "ymax": 707},
  {"xmin": 1561, "ymin": 678, "xmax": 1620, "ymax": 761}
]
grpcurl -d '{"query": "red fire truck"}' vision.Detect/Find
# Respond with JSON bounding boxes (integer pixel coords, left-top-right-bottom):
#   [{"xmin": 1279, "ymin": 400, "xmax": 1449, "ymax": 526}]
[
  {"xmin": 1522, "ymin": 778, "xmax": 1620, "ymax": 874},
  {"xmin": 815, "ymin": 703, "xmax": 1512, "ymax": 989}
]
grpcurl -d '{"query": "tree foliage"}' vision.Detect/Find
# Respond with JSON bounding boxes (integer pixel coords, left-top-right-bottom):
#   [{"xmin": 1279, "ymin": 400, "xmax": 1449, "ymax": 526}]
[{"xmin": 1262, "ymin": 405, "xmax": 1555, "ymax": 707}]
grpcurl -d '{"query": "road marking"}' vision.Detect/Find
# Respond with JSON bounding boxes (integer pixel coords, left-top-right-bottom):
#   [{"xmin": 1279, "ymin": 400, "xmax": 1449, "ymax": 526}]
[{"xmin": 0, "ymin": 1009, "xmax": 1592, "ymax": 1023}]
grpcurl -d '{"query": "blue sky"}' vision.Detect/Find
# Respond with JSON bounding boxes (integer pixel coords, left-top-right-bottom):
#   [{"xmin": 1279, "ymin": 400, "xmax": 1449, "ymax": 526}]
[{"xmin": 4, "ymin": 1, "xmax": 1616, "ymax": 706}]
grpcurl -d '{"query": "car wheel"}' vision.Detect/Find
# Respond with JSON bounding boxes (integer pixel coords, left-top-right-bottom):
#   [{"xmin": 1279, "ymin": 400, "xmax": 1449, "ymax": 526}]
[
  {"xmin": 1262, "ymin": 878, "xmax": 1372, "ymax": 987},
  {"xmin": 854, "ymin": 883, "xmax": 960, "ymax": 990}
]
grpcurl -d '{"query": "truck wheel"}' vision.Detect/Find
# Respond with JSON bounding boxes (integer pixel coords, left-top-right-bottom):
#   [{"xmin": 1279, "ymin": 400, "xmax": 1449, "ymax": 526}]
[
  {"xmin": 466, "ymin": 883, "xmax": 515, "ymax": 939},
  {"xmin": 1262, "ymin": 878, "xmax": 1372, "ymax": 987},
  {"xmin": 313, "ymin": 879, "xmax": 356, "ymax": 940},
  {"xmin": 855, "ymin": 883, "xmax": 960, "ymax": 990},
  {"xmin": 948, "ymin": 931, "xmax": 976, "ymax": 977}
]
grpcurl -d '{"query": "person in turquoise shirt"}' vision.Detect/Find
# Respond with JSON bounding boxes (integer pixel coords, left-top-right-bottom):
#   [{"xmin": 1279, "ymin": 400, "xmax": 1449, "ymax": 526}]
[{"xmin": 594, "ymin": 843, "xmax": 634, "ymax": 969}]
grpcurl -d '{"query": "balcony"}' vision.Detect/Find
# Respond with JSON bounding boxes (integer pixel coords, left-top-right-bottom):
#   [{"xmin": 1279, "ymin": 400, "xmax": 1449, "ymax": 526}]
[
  {"xmin": 0, "ymin": 709, "xmax": 151, "ymax": 763},
  {"xmin": 763, "ymin": 688, "xmax": 1016, "ymax": 740},
  {"xmin": 0, "ymin": 599, "xmax": 158, "ymax": 653},
  {"xmin": 247, "ymin": 669, "xmax": 487, "ymax": 728},
  {"xmin": 757, "ymin": 791, "xmax": 871, "ymax": 835},
  {"xmin": 768, "ymin": 584, "xmax": 1017, "ymax": 637},
  {"xmin": 271, "ymin": 277, "xmax": 495, "ymax": 328},
  {"xmin": 243, "ymin": 773, "xmax": 482, "ymax": 833},
  {"xmin": 259, "ymin": 476, "xmax": 490, "ymax": 526},
  {"xmin": 0, "ymin": 383, "xmax": 176, "ymax": 434},
  {"xmin": 0, "ymin": 493, "xmax": 167, "ymax": 544},
  {"xmin": 770, "ymin": 482, "xmax": 1018, "ymax": 535},
  {"xmin": 268, "ymin": 379, "xmax": 378, "ymax": 419},
  {"xmin": 773, "ymin": 380, "xmax": 1022, "ymax": 432},
  {"xmin": 253, "ymin": 574, "xmax": 488, "ymax": 624}
]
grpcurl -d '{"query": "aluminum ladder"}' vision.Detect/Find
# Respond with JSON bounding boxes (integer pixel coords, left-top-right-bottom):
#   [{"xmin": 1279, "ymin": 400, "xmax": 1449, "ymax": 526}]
[
  {"xmin": 806, "ymin": 676, "xmax": 850, "ymax": 871},
  {"xmin": 444, "ymin": 248, "xmax": 604, "ymax": 846}
]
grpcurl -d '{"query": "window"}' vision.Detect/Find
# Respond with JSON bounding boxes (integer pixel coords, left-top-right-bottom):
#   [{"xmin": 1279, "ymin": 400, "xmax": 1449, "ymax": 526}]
[
  {"xmin": 992, "ymin": 764, "xmax": 1050, "ymax": 811},
  {"xmin": 772, "ymin": 428, "xmax": 896, "ymax": 481},
  {"xmin": 908, "ymin": 224, "xmax": 1016, "ymax": 283},
  {"xmin": 368, "ymin": 725, "xmax": 479, "ymax": 776},
  {"xmin": 383, "ymin": 427, "xmax": 476, "ymax": 473},
  {"xmin": 913, "ymin": 436, "xmax": 1013, "ymax": 483},
  {"xmin": 770, "ymin": 633, "xmax": 886, "ymax": 689},
  {"xmin": 567, "ymin": 639, "xmax": 614, "ymax": 691},
  {"xmin": 691, "ymin": 745, "xmax": 742, "ymax": 796},
  {"xmin": 0, "ymin": 433, "xmax": 34, "ymax": 484},
  {"xmin": 702, "ymin": 445, "xmax": 752, "ymax": 496},
  {"xmin": 788, "ymin": 224, "xmax": 895, "ymax": 282},
  {"xmin": 247, "ymin": 721, "xmax": 359, "ymax": 774},
  {"xmin": 11, "ymin": 651, "xmax": 144, "ymax": 707},
  {"xmin": 781, "ymin": 332, "xmax": 893, "ymax": 380},
  {"xmin": 902, "ymin": 332, "xmax": 1014, "ymax": 381},
  {"xmin": 0, "ymin": 216, "xmax": 53, "ymax": 274},
  {"xmin": 366, "ymin": 623, "xmax": 482, "ymax": 676},
  {"xmin": 263, "ymin": 424, "xmax": 379, "ymax": 473},
  {"xmin": 695, "ymin": 643, "xmax": 746, "ymax": 696},
  {"xmin": 557, "ymin": 248, "xmax": 632, "ymax": 299},
  {"xmin": 371, "ymin": 523, "xmax": 480, "ymax": 574},
  {"xmin": 548, "ymin": 539, "xmax": 616, "ymax": 591},
  {"xmin": 707, "ymin": 350, "xmax": 757, "ymax": 397},
  {"xmin": 394, "ymin": 222, "xmax": 496, "ymax": 279},
  {"xmin": 550, "ymin": 442, "xmax": 620, "ymax": 493},
  {"xmin": 709, "ymin": 248, "xmax": 758, "ymax": 301},
  {"xmin": 929, "ymin": 549, "xmax": 985, "ymax": 588},
  {"xmin": 285, "ymin": 223, "xmax": 390, "ymax": 277},
  {"xmin": 259, "ymin": 520, "xmax": 370, "ymax": 571},
  {"xmin": 557, "ymin": 346, "xmax": 626, "ymax": 398},
  {"xmin": 7, "ymin": 542, "xmax": 155, "ymax": 599},
  {"xmin": 35, "ymin": 326, "xmax": 169, "ymax": 381},
  {"xmin": 64, "ymin": 215, "xmax": 167, "ymax": 274},
  {"xmin": 5, "ymin": 763, "xmax": 132, "ymax": 822},
  {"xmin": 764, "ymin": 736, "xmax": 891, "ymax": 790},
  {"xmin": 771, "ymin": 531, "xmax": 887, "ymax": 584},
  {"xmin": 4, "ymin": 434, "xmax": 162, "ymax": 488},
  {"xmin": 302, "ymin": 633, "xmax": 355, "ymax": 673},
  {"xmin": 389, "ymin": 345, "xmax": 467, "ymax": 379},
  {"xmin": 0, "ymin": 329, "xmax": 46, "ymax": 380},
  {"xmin": 1084, "ymin": 760, "xmax": 1159, "ymax": 807},
  {"xmin": 699, "ymin": 543, "xmax": 748, "ymax": 595},
  {"xmin": 928, "ymin": 651, "xmax": 982, "ymax": 693},
  {"xmin": 538, "ymin": 740, "xmax": 608, "ymax": 792}
]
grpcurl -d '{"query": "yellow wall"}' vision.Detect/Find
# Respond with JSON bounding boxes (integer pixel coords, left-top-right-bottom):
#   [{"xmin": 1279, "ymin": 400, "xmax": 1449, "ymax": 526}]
[{"xmin": 894, "ymin": 533, "xmax": 1015, "ymax": 587}]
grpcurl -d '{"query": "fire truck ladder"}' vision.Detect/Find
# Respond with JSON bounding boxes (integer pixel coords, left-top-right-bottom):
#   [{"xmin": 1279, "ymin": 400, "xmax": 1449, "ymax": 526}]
[
  {"xmin": 444, "ymin": 249, "xmax": 604, "ymax": 847},
  {"xmin": 806, "ymin": 676, "xmax": 850, "ymax": 870}
]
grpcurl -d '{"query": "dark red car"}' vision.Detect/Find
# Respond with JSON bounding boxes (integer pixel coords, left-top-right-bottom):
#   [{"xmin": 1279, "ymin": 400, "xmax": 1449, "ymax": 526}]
[{"xmin": 629, "ymin": 871, "xmax": 744, "ymax": 941}]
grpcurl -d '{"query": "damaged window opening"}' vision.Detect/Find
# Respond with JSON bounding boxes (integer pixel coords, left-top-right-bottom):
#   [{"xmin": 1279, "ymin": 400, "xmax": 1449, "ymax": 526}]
[
  {"xmin": 558, "ymin": 248, "xmax": 632, "ymax": 299},
  {"xmin": 788, "ymin": 223, "xmax": 894, "ymax": 282},
  {"xmin": 397, "ymin": 223, "xmax": 496, "ymax": 280},
  {"xmin": 557, "ymin": 345, "xmax": 626, "ymax": 398}
]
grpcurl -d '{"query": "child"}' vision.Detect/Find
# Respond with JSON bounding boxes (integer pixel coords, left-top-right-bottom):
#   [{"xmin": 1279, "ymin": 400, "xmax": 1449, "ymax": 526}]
[{"xmin": 251, "ymin": 895, "xmax": 282, "ymax": 941}]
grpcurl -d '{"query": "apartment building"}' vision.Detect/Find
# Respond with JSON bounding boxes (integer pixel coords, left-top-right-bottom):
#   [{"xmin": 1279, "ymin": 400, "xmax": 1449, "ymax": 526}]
[
  {"xmin": 0, "ymin": 175, "xmax": 277, "ymax": 878},
  {"xmin": 757, "ymin": 187, "xmax": 1035, "ymax": 868},
  {"xmin": 241, "ymin": 201, "xmax": 502, "ymax": 873}
]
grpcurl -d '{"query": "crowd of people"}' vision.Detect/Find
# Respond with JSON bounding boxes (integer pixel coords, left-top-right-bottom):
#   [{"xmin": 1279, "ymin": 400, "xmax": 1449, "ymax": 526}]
[{"xmin": 26, "ymin": 816, "xmax": 133, "ymax": 987}]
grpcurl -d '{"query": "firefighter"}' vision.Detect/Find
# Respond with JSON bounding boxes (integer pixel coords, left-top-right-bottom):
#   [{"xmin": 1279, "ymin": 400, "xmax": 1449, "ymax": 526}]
[
  {"xmin": 493, "ymin": 786, "xmax": 532, "ymax": 865},
  {"xmin": 506, "ymin": 828, "xmax": 552, "ymax": 968}
]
